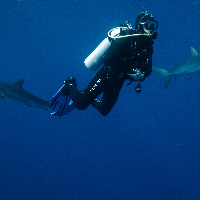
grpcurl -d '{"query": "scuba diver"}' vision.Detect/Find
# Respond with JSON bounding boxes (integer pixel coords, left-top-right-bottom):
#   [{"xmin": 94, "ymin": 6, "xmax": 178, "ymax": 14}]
[{"xmin": 50, "ymin": 12, "xmax": 158, "ymax": 117}]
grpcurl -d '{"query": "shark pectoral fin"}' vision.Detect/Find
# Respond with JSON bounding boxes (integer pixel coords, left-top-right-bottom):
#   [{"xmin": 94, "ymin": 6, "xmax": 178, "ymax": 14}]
[
  {"xmin": 152, "ymin": 66, "xmax": 172, "ymax": 89},
  {"xmin": 0, "ymin": 94, "xmax": 5, "ymax": 101},
  {"xmin": 164, "ymin": 76, "xmax": 171, "ymax": 89}
]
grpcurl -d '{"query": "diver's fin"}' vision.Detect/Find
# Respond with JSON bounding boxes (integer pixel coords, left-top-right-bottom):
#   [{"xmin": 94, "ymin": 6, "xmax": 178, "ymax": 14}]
[
  {"xmin": 50, "ymin": 85, "xmax": 76, "ymax": 118},
  {"xmin": 152, "ymin": 66, "xmax": 172, "ymax": 89}
]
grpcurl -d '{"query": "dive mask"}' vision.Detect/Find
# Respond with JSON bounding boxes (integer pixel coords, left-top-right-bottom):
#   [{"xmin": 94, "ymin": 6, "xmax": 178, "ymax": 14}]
[{"xmin": 144, "ymin": 20, "xmax": 158, "ymax": 31}]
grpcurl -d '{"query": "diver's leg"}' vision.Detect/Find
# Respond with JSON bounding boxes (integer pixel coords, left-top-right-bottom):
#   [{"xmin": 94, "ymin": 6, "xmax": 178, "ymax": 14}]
[
  {"xmin": 92, "ymin": 76, "xmax": 125, "ymax": 116},
  {"xmin": 66, "ymin": 66, "xmax": 108, "ymax": 110}
]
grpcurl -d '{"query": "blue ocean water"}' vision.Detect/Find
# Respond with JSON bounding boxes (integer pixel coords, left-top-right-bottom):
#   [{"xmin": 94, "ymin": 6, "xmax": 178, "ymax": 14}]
[{"xmin": 0, "ymin": 0, "xmax": 200, "ymax": 199}]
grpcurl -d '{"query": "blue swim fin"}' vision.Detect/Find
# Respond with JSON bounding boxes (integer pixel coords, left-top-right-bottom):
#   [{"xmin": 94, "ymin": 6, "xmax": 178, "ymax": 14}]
[{"xmin": 50, "ymin": 85, "xmax": 76, "ymax": 117}]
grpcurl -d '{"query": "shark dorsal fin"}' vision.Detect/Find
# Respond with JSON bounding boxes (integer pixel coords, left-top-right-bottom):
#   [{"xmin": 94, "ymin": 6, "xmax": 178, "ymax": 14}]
[
  {"xmin": 191, "ymin": 47, "xmax": 198, "ymax": 57},
  {"xmin": 13, "ymin": 79, "xmax": 24, "ymax": 88}
]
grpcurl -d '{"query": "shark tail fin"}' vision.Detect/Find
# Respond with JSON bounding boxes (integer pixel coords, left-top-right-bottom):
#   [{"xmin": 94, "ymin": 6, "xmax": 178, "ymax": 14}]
[{"xmin": 152, "ymin": 66, "xmax": 172, "ymax": 89}]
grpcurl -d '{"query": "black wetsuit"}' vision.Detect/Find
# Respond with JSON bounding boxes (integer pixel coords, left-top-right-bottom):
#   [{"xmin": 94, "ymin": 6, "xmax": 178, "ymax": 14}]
[{"xmin": 69, "ymin": 30, "xmax": 155, "ymax": 116}]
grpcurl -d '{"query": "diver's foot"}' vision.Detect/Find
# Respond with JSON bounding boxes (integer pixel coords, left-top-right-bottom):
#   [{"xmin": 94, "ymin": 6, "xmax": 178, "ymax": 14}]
[
  {"xmin": 61, "ymin": 84, "xmax": 70, "ymax": 95},
  {"xmin": 64, "ymin": 76, "xmax": 77, "ymax": 86}
]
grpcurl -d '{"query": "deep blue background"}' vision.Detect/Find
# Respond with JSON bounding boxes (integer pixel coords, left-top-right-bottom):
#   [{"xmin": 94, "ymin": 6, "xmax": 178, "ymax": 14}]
[{"xmin": 0, "ymin": 0, "xmax": 200, "ymax": 199}]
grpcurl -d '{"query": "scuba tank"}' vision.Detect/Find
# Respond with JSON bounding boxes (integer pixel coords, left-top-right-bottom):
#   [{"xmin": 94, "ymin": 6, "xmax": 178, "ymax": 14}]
[{"xmin": 84, "ymin": 28, "xmax": 121, "ymax": 71}]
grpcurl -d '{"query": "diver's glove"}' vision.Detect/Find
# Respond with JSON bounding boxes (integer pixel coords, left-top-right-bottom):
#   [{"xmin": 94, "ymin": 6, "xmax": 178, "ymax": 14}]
[{"xmin": 50, "ymin": 84, "xmax": 76, "ymax": 118}]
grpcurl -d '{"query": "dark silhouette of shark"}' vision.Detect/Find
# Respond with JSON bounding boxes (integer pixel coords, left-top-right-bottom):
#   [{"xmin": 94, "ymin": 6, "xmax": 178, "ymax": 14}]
[{"xmin": 0, "ymin": 79, "xmax": 50, "ymax": 110}]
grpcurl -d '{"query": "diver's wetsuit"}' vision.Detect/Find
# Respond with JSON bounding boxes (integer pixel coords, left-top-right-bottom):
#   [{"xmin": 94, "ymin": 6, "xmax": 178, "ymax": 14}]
[
  {"xmin": 68, "ymin": 31, "xmax": 155, "ymax": 116},
  {"xmin": 69, "ymin": 65, "xmax": 126, "ymax": 116}
]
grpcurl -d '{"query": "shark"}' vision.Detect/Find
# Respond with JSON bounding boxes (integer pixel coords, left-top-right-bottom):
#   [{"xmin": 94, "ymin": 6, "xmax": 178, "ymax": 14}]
[
  {"xmin": 153, "ymin": 47, "xmax": 200, "ymax": 88},
  {"xmin": 0, "ymin": 79, "xmax": 50, "ymax": 110}
]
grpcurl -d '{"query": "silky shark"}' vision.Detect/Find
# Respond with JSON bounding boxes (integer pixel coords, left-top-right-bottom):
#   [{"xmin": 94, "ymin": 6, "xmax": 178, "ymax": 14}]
[
  {"xmin": 153, "ymin": 47, "xmax": 200, "ymax": 88},
  {"xmin": 0, "ymin": 79, "xmax": 50, "ymax": 110}
]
